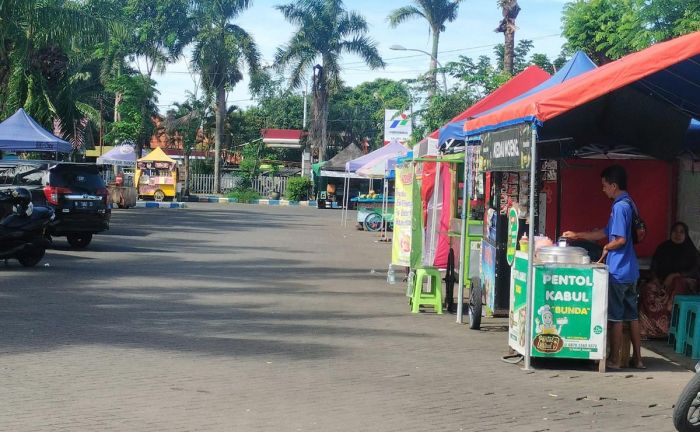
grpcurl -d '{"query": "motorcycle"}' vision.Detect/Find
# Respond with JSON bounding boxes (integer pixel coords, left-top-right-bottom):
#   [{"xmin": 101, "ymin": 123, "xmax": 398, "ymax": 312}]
[
  {"xmin": 0, "ymin": 188, "xmax": 54, "ymax": 267},
  {"xmin": 674, "ymin": 362, "xmax": 700, "ymax": 431}
]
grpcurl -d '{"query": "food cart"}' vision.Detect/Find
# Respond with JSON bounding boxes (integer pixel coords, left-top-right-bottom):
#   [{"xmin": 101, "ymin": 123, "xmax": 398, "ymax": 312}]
[
  {"xmin": 135, "ymin": 147, "xmax": 178, "ymax": 202},
  {"xmin": 96, "ymin": 144, "xmax": 138, "ymax": 208}
]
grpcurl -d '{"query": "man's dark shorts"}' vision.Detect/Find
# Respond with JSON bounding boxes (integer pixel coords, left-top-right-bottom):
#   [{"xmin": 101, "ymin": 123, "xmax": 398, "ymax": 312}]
[{"xmin": 608, "ymin": 281, "xmax": 638, "ymax": 321}]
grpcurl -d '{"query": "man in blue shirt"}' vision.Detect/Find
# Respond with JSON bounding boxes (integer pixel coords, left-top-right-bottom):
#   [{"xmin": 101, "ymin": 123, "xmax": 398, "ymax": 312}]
[{"xmin": 563, "ymin": 165, "xmax": 644, "ymax": 370}]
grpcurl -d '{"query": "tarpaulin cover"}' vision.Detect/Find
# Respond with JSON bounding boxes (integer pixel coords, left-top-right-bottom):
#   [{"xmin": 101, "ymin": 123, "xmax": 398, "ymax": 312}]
[
  {"xmin": 465, "ymin": 31, "xmax": 700, "ymax": 136},
  {"xmin": 96, "ymin": 144, "xmax": 142, "ymax": 166},
  {"xmin": 471, "ymin": 51, "xmax": 597, "ymax": 121},
  {"xmin": 345, "ymin": 140, "xmax": 408, "ymax": 172},
  {"xmin": 435, "ymin": 66, "xmax": 550, "ymax": 145},
  {"xmin": 320, "ymin": 143, "xmax": 364, "ymax": 171},
  {"xmin": 0, "ymin": 108, "xmax": 71, "ymax": 153}
]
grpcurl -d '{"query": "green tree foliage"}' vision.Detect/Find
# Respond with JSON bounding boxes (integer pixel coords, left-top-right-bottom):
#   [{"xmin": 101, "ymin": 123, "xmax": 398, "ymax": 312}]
[
  {"xmin": 562, "ymin": 0, "xmax": 700, "ymax": 64},
  {"xmin": 387, "ymin": 0, "xmax": 464, "ymax": 97},
  {"xmin": 104, "ymin": 73, "xmax": 159, "ymax": 145},
  {"xmin": 191, "ymin": 0, "xmax": 260, "ymax": 193},
  {"xmin": 274, "ymin": 0, "xmax": 385, "ymax": 162}
]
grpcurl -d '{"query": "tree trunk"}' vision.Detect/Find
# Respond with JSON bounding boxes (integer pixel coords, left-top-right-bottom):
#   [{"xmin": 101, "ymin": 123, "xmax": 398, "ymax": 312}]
[
  {"xmin": 184, "ymin": 152, "xmax": 191, "ymax": 196},
  {"xmin": 311, "ymin": 65, "xmax": 328, "ymax": 162},
  {"xmin": 429, "ymin": 29, "xmax": 440, "ymax": 98},
  {"xmin": 504, "ymin": 22, "xmax": 515, "ymax": 75},
  {"xmin": 114, "ymin": 92, "xmax": 122, "ymax": 122},
  {"xmin": 214, "ymin": 82, "xmax": 226, "ymax": 194}
]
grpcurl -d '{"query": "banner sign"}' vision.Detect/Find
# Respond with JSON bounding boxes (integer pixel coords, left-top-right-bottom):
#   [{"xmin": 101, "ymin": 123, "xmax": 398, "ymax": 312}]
[
  {"xmin": 480, "ymin": 124, "xmax": 532, "ymax": 171},
  {"xmin": 384, "ymin": 110, "xmax": 412, "ymax": 145},
  {"xmin": 530, "ymin": 265, "xmax": 608, "ymax": 360},
  {"xmin": 506, "ymin": 207, "xmax": 519, "ymax": 266},
  {"xmin": 508, "ymin": 252, "xmax": 529, "ymax": 355},
  {"xmin": 392, "ymin": 165, "xmax": 414, "ymax": 267}
]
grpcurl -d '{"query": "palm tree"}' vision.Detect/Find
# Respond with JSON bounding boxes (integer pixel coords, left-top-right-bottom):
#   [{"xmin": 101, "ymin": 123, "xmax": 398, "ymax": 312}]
[
  {"xmin": 0, "ymin": 0, "xmax": 106, "ymax": 136},
  {"xmin": 495, "ymin": 0, "xmax": 521, "ymax": 75},
  {"xmin": 275, "ymin": 0, "xmax": 385, "ymax": 162},
  {"xmin": 387, "ymin": 0, "xmax": 463, "ymax": 98},
  {"xmin": 191, "ymin": 0, "xmax": 260, "ymax": 193}
]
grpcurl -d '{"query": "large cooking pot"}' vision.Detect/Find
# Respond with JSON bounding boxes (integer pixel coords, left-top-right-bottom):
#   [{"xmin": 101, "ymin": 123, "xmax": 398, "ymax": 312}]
[{"xmin": 536, "ymin": 246, "xmax": 591, "ymax": 264}]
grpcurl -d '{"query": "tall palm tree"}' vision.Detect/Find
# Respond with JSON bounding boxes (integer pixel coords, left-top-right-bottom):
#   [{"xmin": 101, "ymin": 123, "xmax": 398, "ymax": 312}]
[
  {"xmin": 387, "ymin": 0, "xmax": 463, "ymax": 98},
  {"xmin": 191, "ymin": 0, "xmax": 260, "ymax": 193},
  {"xmin": 495, "ymin": 0, "xmax": 521, "ymax": 75},
  {"xmin": 275, "ymin": 0, "xmax": 385, "ymax": 162}
]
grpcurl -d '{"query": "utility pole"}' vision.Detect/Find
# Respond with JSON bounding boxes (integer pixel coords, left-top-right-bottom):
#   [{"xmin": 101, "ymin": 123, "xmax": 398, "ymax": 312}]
[{"xmin": 99, "ymin": 95, "xmax": 104, "ymax": 156}]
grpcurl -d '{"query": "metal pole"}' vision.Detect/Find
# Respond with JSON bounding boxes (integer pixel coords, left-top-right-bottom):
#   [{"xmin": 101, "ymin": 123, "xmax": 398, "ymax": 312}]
[
  {"xmin": 456, "ymin": 147, "xmax": 469, "ymax": 323},
  {"xmin": 302, "ymin": 88, "xmax": 308, "ymax": 129},
  {"xmin": 524, "ymin": 125, "xmax": 538, "ymax": 370}
]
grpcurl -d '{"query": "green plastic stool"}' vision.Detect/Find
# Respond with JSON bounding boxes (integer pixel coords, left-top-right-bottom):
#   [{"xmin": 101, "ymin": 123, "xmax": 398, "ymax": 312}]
[
  {"xmin": 684, "ymin": 304, "xmax": 700, "ymax": 358},
  {"xmin": 411, "ymin": 266, "xmax": 443, "ymax": 314},
  {"xmin": 669, "ymin": 295, "xmax": 700, "ymax": 353}
]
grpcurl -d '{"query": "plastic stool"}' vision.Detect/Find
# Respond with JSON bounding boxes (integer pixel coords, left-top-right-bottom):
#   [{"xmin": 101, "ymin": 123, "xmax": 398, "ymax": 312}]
[
  {"xmin": 684, "ymin": 303, "xmax": 700, "ymax": 358},
  {"xmin": 669, "ymin": 295, "xmax": 700, "ymax": 353},
  {"xmin": 411, "ymin": 267, "xmax": 443, "ymax": 314}
]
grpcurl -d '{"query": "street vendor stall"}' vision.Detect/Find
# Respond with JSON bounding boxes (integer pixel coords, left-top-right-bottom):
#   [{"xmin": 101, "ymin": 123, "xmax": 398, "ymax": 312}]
[
  {"xmin": 461, "ymin": 31, "xmax": 700, "ymax": 371},
  {"xmin": 97, "ymin": 144, "xmax": 139, "ymax": 208},
  {"xmin": 135, "ymin": 147, "xmax": 178, "ymax": 201}
]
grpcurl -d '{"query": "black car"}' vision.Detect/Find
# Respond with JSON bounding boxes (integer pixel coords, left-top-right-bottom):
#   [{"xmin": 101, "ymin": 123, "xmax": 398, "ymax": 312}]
[{"xmin": 0, "ymin": 161, "xmax": 111, "ymax": 248}]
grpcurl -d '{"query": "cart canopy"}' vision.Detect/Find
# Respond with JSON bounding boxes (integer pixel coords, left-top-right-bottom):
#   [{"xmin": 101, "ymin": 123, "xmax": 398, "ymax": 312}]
[
  {"xmin": 345, "ymin": 141, "xmax": 408, "ymax": 172},
  {"xmin": 464, "ymin": 31, "xmax": 700, "ymax": 158}
]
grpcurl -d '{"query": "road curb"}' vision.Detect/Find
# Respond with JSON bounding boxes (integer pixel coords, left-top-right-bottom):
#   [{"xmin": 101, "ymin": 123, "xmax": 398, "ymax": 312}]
[
  {"xmin": 186, "ymin": 196, "xmax": 317, "ymax": 207},
  {"xmin": 135, "ymin": 201, "xmax": 188, "ymax": 208}
]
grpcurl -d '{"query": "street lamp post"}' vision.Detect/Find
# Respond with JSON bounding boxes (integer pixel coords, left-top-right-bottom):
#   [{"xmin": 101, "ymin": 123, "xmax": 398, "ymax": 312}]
[{"xmin": 390, "ymin": 44, "xmax": 448, "ymax": 94}]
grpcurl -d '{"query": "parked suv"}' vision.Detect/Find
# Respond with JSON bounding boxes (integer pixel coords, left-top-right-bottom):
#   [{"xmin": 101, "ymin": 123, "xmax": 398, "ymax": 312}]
[{"xmin": 0, "ymin": 161, "xmax": 110, "ymax": 248}]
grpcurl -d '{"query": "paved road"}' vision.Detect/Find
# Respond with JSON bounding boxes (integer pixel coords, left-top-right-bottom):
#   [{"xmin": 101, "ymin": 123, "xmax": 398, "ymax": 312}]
[{"xmin": 0, "ymin": 204, "xmax": 693, "ymax": 431}]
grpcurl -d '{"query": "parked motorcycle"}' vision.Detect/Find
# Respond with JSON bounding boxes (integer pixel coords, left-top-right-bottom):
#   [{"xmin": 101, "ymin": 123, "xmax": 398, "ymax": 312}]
[
  {"xmin": 0, "ymin": 188, "xmax": 54, "ymax": 267},
  {"xmin": 674, "ymin": 362, "xmax": 700, "ymax": 431}
]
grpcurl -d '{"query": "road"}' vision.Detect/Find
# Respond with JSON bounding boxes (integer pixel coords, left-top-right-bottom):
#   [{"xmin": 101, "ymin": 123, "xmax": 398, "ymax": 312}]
[{"xmin": 0, "ymin": 204, "xmax": 693, "ymax": 431}]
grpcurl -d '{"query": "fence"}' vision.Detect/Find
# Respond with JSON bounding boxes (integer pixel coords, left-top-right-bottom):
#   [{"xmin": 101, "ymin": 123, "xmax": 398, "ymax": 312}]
[
  {"xmin": 189, "ymin": 174, "xmax": 288, "ymax": 196},
  {"xmin": 102, "ymin": 170, "xmax": 290, "ymax": 196}
]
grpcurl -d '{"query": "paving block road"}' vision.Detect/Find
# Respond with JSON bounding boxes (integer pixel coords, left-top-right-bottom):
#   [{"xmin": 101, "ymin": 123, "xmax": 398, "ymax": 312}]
[{"xmin": 0, "ymin": 203, "xmax": 693, "ymax": 431}]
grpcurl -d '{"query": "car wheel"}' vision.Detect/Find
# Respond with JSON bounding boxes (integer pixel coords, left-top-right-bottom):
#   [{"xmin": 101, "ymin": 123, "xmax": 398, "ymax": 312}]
[
  {"xmin": 153, "ymin": 190, "xmax": 165, "ymax": 202},
  {"xmin": 17, "ymin": 246, "xmax": 45, "ymax": 267},
  {"xmin": 67, "ymin": 233, "xmax": 93, "ymax": 249}
]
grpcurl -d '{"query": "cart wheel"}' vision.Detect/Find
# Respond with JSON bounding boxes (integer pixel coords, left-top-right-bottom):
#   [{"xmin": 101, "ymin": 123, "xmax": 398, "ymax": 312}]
[
  {"xmin": 153, "ymin": 190, "xmax": 165, "ymax": 202},
  {"xmin": 468, "ymin": 277, "xmax": 483, "ymax": 330},
  {"xmin": 363, "ymin": 213, "xmax": 383, "ymax": 232}
]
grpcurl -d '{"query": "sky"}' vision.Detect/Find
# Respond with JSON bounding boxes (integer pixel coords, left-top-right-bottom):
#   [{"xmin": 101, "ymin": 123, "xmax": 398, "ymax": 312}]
[{"xmin": 150, "ymin": 0, "xmax": 570, "ymax": 113}]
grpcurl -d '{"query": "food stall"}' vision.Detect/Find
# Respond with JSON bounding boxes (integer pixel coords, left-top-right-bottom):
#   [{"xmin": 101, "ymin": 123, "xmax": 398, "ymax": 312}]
[
  {"xmin": 135, "ymin": 147, "xmax": 178, "ymax": 202},
  {"xmin": 96, "ymin": 144, "xmax": 138, "ymax": 208},
  {"xmin": 459, "ymin": 31, "xmax": 700, "ymax": 370}
]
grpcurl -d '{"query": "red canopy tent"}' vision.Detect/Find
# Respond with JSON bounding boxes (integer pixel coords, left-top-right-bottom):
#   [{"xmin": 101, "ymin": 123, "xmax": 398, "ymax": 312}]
[
  {"xmin": 425, "ymin": 65, "xmax": 550, "ymax": 141},
  {"xmin": 465, "ymin": 31, "xmax": 700, "ymax": 135}
]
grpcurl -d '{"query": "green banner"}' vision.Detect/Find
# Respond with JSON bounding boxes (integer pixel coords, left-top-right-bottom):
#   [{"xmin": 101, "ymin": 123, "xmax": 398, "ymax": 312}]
[
  {"xmin": 480, "ymin": 124, "xmax": 532, "ymax": 171},
  {"xmin": 531, "ymin": 266, "xmax": 608, "ymax": 360},
  {"xmin": 506, "ymin": 207, "xmax": 519, "ymax": 266},
  {"xmin": 508, "ymin": 252, "xmax": 529, "ymax": 355}
]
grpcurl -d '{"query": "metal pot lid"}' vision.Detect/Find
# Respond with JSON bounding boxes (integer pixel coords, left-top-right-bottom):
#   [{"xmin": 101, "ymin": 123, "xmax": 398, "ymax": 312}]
[{"xmin": 536, "ymin": 246, "xmax": 589, "ymax": 257}]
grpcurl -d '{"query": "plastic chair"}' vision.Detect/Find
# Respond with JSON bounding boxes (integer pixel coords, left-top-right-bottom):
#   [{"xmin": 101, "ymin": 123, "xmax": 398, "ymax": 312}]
[
  {"xmin": 684, "ymin": 303, "xmax": 700, "ymax": 358},
  {"xmin": 669, "ymin": 295, "xmax": 700, "ymax": 353},
  {"xmin": 410, "ymin": 267, "xmax": 443, "ymax": 314}
]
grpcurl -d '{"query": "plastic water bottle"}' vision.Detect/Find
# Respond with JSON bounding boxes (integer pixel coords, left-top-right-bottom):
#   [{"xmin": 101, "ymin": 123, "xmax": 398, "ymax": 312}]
[{"xmin": 387, "ymin": 264, "xmax": 396, "ymax": 285}]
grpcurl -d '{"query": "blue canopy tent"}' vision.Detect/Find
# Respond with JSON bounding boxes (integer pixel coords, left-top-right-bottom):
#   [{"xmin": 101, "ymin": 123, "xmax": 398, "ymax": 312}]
[
  {"xmin": 0, "ymin": 108, "xmax": 71, "ymax": 154},
  {"xmin": 438, "ymin": 51, "xmax": 598, "ymax": 147},
  {"xmin": 685, "ymin": 119, "xmax": 700, "ymax": 153}
]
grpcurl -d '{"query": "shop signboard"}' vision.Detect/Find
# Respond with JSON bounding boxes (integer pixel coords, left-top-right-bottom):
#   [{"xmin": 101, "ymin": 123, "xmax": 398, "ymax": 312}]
[
  {"xmin": 480, "ymin": 124, "xmax": 532, "ymax": 171},
  {"xmin": 530, "ymin": 265, "xmax": 608, "ymax": 360},
  {"xmin": 508, "ymin": 252, "xmax": 529, "ymax": 355},
  {"xmin": 384, "ymin": 110, "xmax": 412, "ymax": 145},
  {"xmin": 392, "ymin": 165, "xmax": 414, "ymax": 267}
]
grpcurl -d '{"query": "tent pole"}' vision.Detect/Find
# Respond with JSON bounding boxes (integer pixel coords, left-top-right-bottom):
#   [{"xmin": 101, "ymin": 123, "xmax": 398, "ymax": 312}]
[
  {"xmin": 524, "ymin": 124, "xmax": 538, "ymax": 371},
  {"xmin": 457, "ymin": 147, "xmax": 469, "ymax": 324},
  {"xmin": 341, "ymin": 173, "xmax": 348, "ymax": 226}
]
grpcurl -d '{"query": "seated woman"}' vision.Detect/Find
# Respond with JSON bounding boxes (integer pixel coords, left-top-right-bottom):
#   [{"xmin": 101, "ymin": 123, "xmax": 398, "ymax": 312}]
[{"xmin": 639, "ymin": 222, "xmax": 700, "ymax": 338}]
